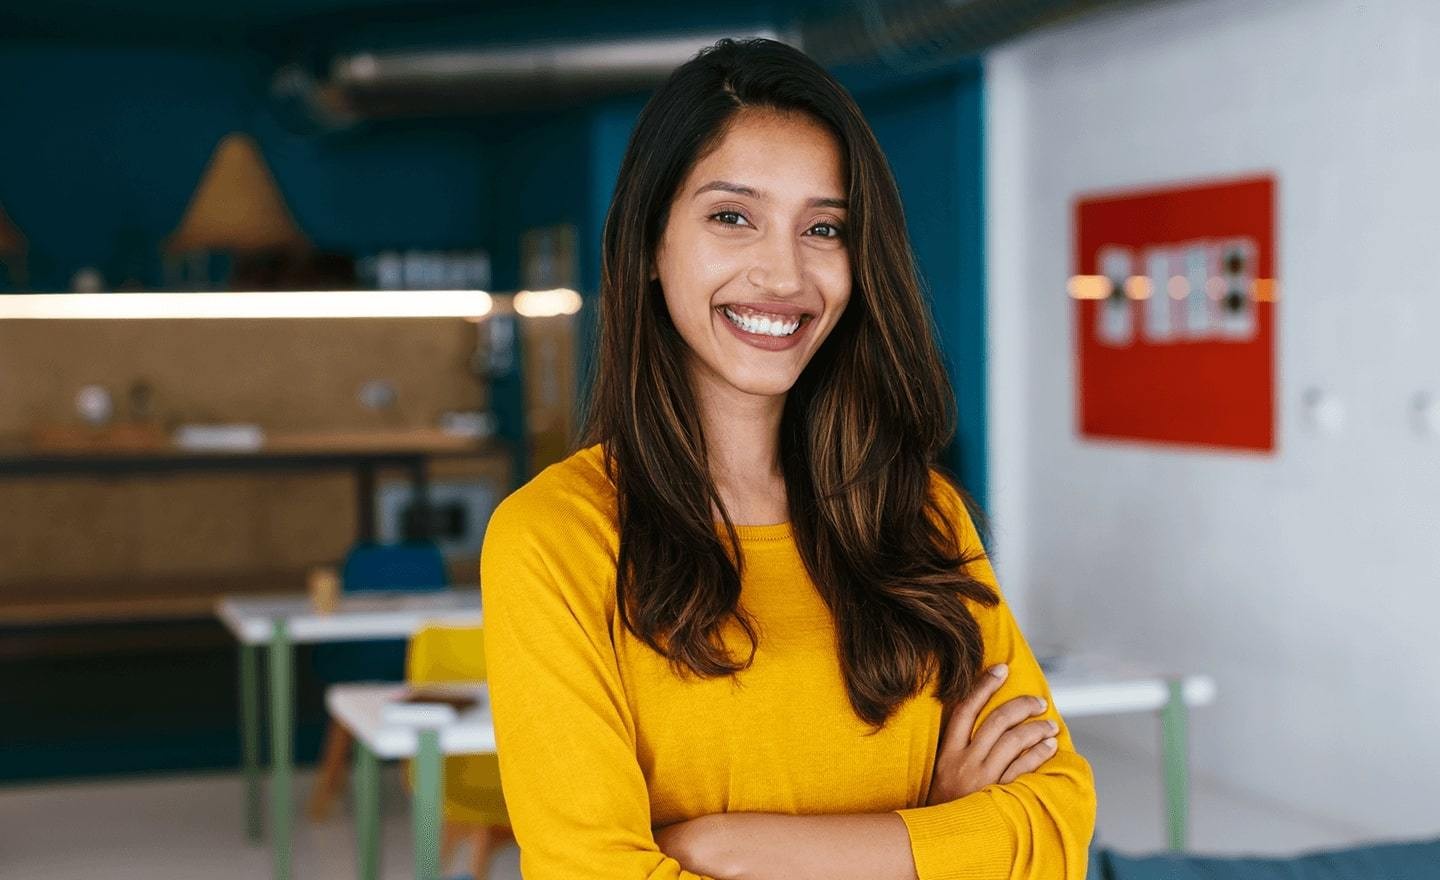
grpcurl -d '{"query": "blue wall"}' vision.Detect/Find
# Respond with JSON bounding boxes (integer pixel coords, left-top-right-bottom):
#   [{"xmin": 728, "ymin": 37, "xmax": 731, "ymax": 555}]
[
  {"xmin": 0, "ymin": 43, "xmax": 494, "ymax": 292},
  {"xmin": 853, "ymin": 62, "xmax": 989, "ymax": 505}
]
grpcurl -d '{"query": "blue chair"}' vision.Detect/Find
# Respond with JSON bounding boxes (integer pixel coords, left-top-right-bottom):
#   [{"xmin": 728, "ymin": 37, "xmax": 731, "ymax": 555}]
[
  {"xmin": 309, "ymin": 540, "xmax": 449, "ymax": 683},
  {"xmin": 342, "ymin": 541, "xmax": 450, "ymax": 593},
  {"xmin": 307, "ymin": 540, "xmax": 449, "ymax": 819}
]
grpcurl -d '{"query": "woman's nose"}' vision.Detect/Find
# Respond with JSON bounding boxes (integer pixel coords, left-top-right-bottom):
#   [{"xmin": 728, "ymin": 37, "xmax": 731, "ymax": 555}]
[{"xmin": 746, "ymin": 233, "xmax": 804, "ymax": 295}]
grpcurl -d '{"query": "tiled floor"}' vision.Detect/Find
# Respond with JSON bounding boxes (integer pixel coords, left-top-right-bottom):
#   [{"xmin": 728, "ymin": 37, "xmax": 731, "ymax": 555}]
[{"xmin": 0, "ymin": 734, "xmax": 1379, "ymax": 879}]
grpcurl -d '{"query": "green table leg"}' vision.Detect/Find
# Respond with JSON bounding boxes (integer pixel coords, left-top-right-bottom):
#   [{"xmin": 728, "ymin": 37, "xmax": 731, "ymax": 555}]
[
  {"xmin": 1161, "ymin": 678, "xmax": 1189, "ymax": 851},
  {"xmin": 269, "ymin": 620, "xmax": 295, "ymax": 880},
  {"xmin": 240, "ymin": 641, "xmax": 263, "ymax": 842},
  {"xmin": 414, "ymin": 729, "xmax": 444, "ymax": 880},
  {"xmin": 353, "ymin": 740, "xmax": 381, "ymax": 880}
]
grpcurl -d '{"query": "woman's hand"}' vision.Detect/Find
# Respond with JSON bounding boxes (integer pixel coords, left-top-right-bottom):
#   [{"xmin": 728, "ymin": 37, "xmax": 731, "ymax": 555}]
[{"xmin": 924, "ymin": 663, "xmax": 1059, "ymax": 806}]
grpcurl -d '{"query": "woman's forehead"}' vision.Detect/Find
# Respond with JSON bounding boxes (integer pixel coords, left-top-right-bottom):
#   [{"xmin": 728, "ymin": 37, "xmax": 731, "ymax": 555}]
[{"xmin": 683, "ymin": 110, "xmax": 847, "ymax": 206}]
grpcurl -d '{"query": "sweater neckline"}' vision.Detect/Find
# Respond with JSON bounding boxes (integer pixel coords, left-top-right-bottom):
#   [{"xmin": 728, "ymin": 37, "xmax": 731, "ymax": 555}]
[{"xmin": 715, "ymin": 520, "xmax": 793, "ymax": 541}]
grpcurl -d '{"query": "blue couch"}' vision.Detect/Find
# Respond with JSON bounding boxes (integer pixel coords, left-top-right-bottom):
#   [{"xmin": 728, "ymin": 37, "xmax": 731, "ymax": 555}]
[{"xmin": 1089, "ymin": 836, "xmax": 1440, "ymax": 879}]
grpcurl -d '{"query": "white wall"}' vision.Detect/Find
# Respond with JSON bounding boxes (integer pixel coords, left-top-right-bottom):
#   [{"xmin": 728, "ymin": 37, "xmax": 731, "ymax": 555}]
[{"xmin": 986, "ymin": 0, "xmax": 1440, "ymax": 839}]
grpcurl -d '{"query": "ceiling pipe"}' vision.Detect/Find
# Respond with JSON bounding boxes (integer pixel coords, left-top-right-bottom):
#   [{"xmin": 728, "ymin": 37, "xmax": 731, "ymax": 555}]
[
  {"xmin": 802, "ymin": 0, "xmax": 1146, "ymax": 73},
  {"xmin": 274, "ymin": 1, "xmax": 1148, "ymax": 123},
  {"xmin": 309, "ymin": 28, "xmax": 787, "ymax": 119}
]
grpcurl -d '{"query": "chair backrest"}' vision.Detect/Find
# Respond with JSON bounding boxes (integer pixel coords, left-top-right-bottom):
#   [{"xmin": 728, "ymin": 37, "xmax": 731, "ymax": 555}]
[
  {"xmin": 341, "ymin": 540, "xmax": 448, "ymax": 594},
  {"xmin": 407, "ymin": 625, "xmax": 487, "ymax": 684}
]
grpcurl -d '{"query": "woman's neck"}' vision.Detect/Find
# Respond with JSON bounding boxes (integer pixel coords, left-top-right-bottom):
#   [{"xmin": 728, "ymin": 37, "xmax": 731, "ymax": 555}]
[{"xmin": 692, "ymin": 368, "xmax": 789, "ymax": 525}]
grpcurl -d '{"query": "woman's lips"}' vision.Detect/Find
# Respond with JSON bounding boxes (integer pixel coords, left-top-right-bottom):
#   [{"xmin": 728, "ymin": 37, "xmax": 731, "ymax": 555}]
[{"xmin": 715, "ymin": 305, "xmax": 814, "ymax": 352}]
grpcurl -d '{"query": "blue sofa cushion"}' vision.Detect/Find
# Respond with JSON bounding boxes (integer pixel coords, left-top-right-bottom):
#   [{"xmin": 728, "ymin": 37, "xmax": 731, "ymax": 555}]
[{"xmin": 1098, "ymin": 836, "xmax": 1440, "ymax": 880}]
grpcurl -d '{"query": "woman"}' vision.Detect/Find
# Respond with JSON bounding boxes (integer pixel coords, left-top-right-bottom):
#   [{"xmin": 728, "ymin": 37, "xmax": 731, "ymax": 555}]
[{"xmin": 480, "ymin": 37, "xmax": 1095, "ymax": 879}]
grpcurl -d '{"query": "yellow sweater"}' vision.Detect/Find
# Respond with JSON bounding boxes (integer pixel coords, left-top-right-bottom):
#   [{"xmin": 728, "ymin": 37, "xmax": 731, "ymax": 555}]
[{"xmin": 480, "ymin": 443, "xmax": 1095, "ymax": 879}]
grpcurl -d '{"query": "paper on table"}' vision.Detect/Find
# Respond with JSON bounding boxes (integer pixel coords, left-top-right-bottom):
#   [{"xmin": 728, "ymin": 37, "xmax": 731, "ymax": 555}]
[
  {"xmin": 381, "ymin": 684, "xmax": 486, "ymax": 726},
  {"xmin": 382, "ymin": 701, "xmax": 459, "ymax": 726}
]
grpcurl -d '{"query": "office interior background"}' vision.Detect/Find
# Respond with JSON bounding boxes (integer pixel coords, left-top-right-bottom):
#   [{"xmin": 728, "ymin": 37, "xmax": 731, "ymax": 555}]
[{"xmin": 1, "ymin": 0, "xmax": 1436, "ymax": 877}]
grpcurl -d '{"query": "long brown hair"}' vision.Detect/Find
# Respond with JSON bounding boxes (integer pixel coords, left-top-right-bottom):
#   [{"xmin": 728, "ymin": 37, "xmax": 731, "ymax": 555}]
[{"xmin": 578, "ymin": 37, "xmax": 997, "ymax": 729}]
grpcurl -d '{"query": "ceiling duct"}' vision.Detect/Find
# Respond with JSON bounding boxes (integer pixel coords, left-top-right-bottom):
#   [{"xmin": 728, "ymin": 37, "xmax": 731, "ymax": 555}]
[
  {"xmin": 275, "ymin": 1, "xmax": 1145, "ymax": 125},
  {"xmin": 301, "ymin": 29, "xmax": 787, "ymax": 122},
  {"xmin": 802, "ymin": 0, "xmax": 1148, "ymax": 73}
]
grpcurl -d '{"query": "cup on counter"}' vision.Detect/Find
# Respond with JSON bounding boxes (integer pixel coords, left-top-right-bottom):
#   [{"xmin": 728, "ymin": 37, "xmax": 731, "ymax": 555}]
[{"xmin": 308, "ymin": 565, "xmax": 341, "ymax": 614}]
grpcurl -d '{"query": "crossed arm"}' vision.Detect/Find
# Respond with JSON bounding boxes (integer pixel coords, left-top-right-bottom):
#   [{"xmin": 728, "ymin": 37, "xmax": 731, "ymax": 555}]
[
  {"xmin": 652, "ymin": 660, "xmax": 1085, "ymax": 880},
  {"xmin": 654, "ymin": 810, "xmax": 918, "ymax": 880}
]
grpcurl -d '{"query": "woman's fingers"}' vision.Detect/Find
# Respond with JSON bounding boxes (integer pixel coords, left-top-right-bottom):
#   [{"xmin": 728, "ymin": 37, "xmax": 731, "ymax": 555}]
[
  {"xmin": 970, "ymin": 694, "xmax": 1049, "ymax": 757},
  {"xmin": 939, "ymin": 664, "xmax": 1009, "ymax": 755},
  {"xmin": 927, "ymin": 667, "xmax": 1064, "ymax": 804},
  {"xmin": 998, "ymin": 734, "xmax": 1060, "ymax": 784},
  {"xmin": 983, "ymin": 718, "xmax": 1058, "ymax": 781}
]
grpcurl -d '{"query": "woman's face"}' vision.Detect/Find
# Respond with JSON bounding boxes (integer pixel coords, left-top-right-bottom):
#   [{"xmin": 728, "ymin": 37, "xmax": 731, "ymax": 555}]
[{"xmin": 653, "ymin": 107, "xmax": 852, "ymax": 401}]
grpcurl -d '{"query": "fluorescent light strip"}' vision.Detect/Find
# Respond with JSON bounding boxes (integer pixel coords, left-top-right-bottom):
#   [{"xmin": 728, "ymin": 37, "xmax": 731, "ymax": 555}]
[{"xmin": 0, "ymin": 290, "xmax": 494, "ymax": 320}]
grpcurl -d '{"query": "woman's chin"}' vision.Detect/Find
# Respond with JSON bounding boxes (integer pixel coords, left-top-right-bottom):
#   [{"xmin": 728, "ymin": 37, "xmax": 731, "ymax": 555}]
[{"xmin": 722, "ymin": 371, "xmax": 799, "ymax": 398}]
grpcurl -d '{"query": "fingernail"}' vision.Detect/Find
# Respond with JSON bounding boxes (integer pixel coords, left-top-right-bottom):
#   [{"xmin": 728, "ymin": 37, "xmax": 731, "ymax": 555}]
[
  {"xmin": 1035, "ymin": 697, "xmax": 1047, "ymax": 712},
  {"xmin": 1042, "ymin": 737, "xmax": 1058, "ymax": 750},
  {"xmin": 989, "ymin": 664, "xmax": 1009, "ymax": 679},
  {"xmin": 1047, "ymin": 720, "xmax": 1059, "ymax": 734}
]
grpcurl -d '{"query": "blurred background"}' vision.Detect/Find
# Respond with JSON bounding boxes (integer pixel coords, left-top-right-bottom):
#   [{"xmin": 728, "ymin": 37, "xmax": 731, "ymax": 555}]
[{"xmin": 0, "ymin": 0, "xmax": 1436, "ymax": 878}]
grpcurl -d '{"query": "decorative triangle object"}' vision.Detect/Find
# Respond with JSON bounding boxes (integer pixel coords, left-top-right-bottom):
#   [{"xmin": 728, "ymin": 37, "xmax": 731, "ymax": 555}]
[{"xmin": 165, "ymin": 132, "xmax": 309, "ymax": 254}]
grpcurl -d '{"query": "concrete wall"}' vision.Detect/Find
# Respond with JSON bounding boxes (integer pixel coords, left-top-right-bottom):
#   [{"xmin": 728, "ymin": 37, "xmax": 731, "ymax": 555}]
[{"xmin": 986, "ymin": 0, "xmax": 1440, "ymax": 838}]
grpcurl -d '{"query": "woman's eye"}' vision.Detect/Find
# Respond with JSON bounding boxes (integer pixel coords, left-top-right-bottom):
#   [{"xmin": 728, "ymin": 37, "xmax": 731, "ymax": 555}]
[
  {"xmin": 808, "ymin": 222, "xmax": 845, "ymax": 239},
  {"xmin": 709, "ymin": 211, "xmax": 751, "ymax": 227}
]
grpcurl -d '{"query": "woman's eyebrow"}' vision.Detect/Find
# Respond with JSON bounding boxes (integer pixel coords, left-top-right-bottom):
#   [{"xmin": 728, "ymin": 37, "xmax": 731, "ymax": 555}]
[{"xmin": 692, "ymin": 179, "xmax": 847, "ymax": 209}]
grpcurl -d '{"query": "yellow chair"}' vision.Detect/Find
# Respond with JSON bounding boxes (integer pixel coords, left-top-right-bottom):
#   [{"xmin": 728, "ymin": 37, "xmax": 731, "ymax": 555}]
[{"xmin": 406, "ymin": 625, "xmax": 512, "ymax": 879}]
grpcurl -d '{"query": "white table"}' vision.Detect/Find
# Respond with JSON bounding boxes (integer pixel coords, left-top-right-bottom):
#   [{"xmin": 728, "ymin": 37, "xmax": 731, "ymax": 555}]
[
  {"xmin": 326, "ymin": 683, "xmax": 495, "ymax": 880},
  {"xmin": 215, "ymin": 590, "xmax": 482, "ymax": 880},
  {"xmin": 1045, "ymin": 653, "xmax": 1218, "ymax": 851}
]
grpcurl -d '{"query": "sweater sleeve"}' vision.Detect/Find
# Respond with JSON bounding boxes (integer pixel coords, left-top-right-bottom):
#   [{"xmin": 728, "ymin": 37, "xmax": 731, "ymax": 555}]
[
  {"xmin": 893, "ymin": 479, "xmax": 1097, "ymax": 880},
  {"xmin": 480, "ymin": 488, "xmax": 715, "ymax": 880}
]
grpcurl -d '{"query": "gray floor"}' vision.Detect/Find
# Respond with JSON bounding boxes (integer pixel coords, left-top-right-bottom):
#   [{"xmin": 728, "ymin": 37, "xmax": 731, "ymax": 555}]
[
  {"xmin": 0, "ymin": 766, "xmax": 521, "ymax": 880},
  {"xmin": 1075, "ymin": 729, "xmax": 1374, "ymax": 857},
  {"xmin": 0, "ymin": 731, "xmax": 1378, "ymax": 879}
]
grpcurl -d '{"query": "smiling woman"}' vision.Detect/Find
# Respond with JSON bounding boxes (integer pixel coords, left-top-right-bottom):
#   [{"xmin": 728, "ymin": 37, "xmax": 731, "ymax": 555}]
[
  {"xmin": 655, "ymin": 109, "xmax": 849, "ymax": 369},
  {"xmin": 480, "ymin": 37, "xmax": 1095, "ymax": 880}
]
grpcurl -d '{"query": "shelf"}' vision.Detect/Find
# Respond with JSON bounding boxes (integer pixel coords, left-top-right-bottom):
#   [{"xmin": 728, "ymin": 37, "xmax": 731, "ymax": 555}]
[
  {"xmin": 1, "ymin": 428, "xmax": 498, "ymax": 461},
  {"xmin": 0, "ymin": 569, "xmax": 312, "ymax": 627}
]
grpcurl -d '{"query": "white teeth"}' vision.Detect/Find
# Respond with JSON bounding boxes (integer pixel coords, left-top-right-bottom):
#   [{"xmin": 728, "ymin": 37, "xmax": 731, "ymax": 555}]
[{"xmin": 722, "ymin": 306, "xmax": 802, "ymax": 338}]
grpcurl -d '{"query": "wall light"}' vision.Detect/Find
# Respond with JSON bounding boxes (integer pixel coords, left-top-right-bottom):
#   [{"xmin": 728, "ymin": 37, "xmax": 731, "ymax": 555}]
[
  {"xmin": 1123, "ymin": 276, "xmax": 1152, "ymax": 300},
  {"xmin": 513, "ymin": 287, "xmax": 583, "ymax": 317},
  {"xmin": 1066, "ymin": 275, "xmax": 1109, "ymax": 300}
]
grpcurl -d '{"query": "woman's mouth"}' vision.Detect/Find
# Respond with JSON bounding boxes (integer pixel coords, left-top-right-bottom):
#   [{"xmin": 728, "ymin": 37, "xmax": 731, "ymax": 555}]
[
  {"xmin": 720, "ymin": 305, "xmax": 807, "ymax": 337},
  {"xmin": 716, "ymin": 304, "xmax": 816, "ymax": 351}
]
